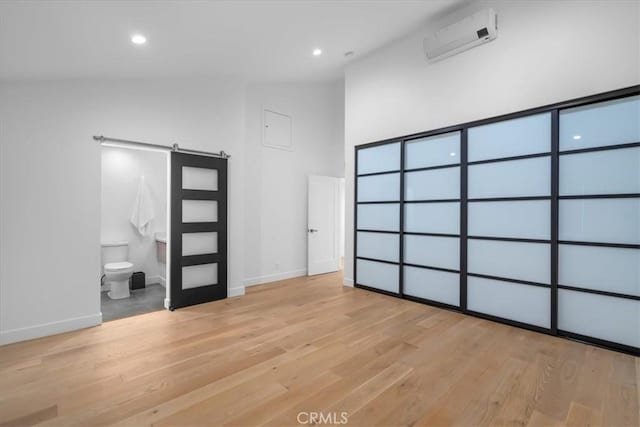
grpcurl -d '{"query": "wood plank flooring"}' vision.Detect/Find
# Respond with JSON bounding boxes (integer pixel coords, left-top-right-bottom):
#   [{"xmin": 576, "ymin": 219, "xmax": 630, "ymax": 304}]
[{"xmin": 0, "ymin": 272, "xmax": 637, "ymax": 426}]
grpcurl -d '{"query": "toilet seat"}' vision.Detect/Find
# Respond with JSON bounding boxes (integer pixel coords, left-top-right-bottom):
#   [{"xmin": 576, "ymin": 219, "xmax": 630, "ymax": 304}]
[{"xmin": 104, "ymin": 261, "xmax": 133, "ymax": 272}]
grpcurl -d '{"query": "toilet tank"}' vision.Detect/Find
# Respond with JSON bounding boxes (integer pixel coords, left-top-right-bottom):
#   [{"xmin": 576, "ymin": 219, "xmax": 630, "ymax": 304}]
[{"xmin": 101, "ymin": 241, "xmax": 129, "ymax": 271}]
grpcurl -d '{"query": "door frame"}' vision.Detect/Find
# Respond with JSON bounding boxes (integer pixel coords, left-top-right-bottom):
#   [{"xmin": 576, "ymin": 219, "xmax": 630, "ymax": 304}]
[{"xmin": 98, "ymin": 142, "xmax": 172, "ymax": 318}]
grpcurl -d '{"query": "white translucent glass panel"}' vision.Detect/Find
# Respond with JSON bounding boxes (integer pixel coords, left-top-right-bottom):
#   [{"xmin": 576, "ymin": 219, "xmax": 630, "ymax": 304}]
[
  {"xmin": 404, "ymin": 202, "xmax": 459, "ymax": 234},
  {"xmin": 356, "ymin": 259, "xmax": 399, "ymax": 293},
  {"xmin": 357, "ymin": 142, "xmax": 401, "ymax": 175},
  {"xmin": 182, "ymin": 200, "xmax": 218, "ymax": 223},
  {"xmin": 559, "ymin": 289, "xmax": 640, "ymax": 348},
  {"xmin": 559, "ymin": 199, "xmax": 640, "ymax": 244},
  {"xmin": 560, "ymin": 95, "xmax": 640, "ymax": 151},
  {"xmin": 357, "ymin": 173, "xmax": 400, "ymax": 202},
  {"xmin": 468, "ymin": 240, "xmax": 550, "ymax": 284},
  {"xmin": 468, "ymin": 201, "xmax": 550, "ymax": 240},
  {"xmin": 468, "ymin": 113, "xmax": 551, "ymax": 162},
  {"xmin": 182, "ymin": 263, "xmax": 218, "ymax": 289},
  {"xmin": 468, "ymin": 277, "xmax": 550, "ymax": 328},
  {"xmin": 182, "ymin": 232, "xmax": 218, "ymax": 256},
  {"xmin": 404, "ymin": 235, "xmax": 459, "ymax": 270},
  {"xmin": 405, "ymin": 167, "xmax": 460, "ymax": 200},
  {"xmin": 559, "ymin": 147, "xmax": 640, "ymax": 196},
  {"xmin": 404, "ymin": 266, "xmax": 460, "ymax": 306},
  {"xmin": 356, "ymin": 232, "xmax": 399, "ymax": 262},
  {"xmin": 468, "ymin": 157, "xmax": 550, "ymax": 198},
  {"xmin": 182, "ymin": 167, "xmax": 218, "ymax": 191},
  {"xmin": 405, "ymin": 132, "xmax": 461, "ymax": 169},
  {"xmin": 559, "ymin": 245, "xmax": 640, "ymax": 296},
  {"xmin": 357, "ymin": 204, "xmax": 399, "ymax": 232}
]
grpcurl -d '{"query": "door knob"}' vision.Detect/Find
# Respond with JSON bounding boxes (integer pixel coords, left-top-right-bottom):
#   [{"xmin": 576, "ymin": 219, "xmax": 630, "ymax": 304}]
[{"xmin": 308, "ymin": 228, "xmax": 318, "ymax": 233}]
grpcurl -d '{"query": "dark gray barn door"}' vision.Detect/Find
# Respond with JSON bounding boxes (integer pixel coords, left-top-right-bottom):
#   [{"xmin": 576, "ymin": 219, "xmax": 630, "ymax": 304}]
[{"xmin": 170, "ymin": 152, "xmax": 227, "ymax": 309}]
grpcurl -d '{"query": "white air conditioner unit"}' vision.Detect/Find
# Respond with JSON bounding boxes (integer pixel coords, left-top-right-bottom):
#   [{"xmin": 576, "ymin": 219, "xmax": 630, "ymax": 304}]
[{"xmin": 424, "ymin": 8, "xmax": 497, "ymax": 61}]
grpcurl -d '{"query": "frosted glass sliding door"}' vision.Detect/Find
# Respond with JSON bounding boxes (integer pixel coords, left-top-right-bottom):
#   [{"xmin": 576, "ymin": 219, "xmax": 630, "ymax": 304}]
[
  {"xmin": 405, "ymin": 202, "xmax": 459, "ymax": 234},
  {"xmin": 468, "ymin": 157, "xmax": 550, "ymax": 199},
  {"xmin": 466, "ymin": 113, "xmax": 551, "ymax": 328},
  {"xmin": 405, "ymin": 168, "xmax": 460, "ymax": 201},
  {"xmin": 357, "ymin": 142, "xmax": 401, "ymax": 174},
  {"xmin": 559, "ymin": 147, "xmax": 640, "ymax": 196},
  {"xmin": 468, "ymin": 277, "xmax": 551, "ymax": 328},
  {"xmin": 468, "ymin": 113, "xmax": 551, "ymax": 162},
  {"xmin": 558, "ymin": 95, "xmax": 640, "ymax": 351},
  {"xmin": 559, "ymin": 95, "xmax": 639, "ymax": 151},
  {"xmin": 355, "ymin": 141, "xmax": 401, "ymax": 294},
  {"xmin": 558, "ymin": 290, "xmax": 640, "ymax": 348},
  {"xmin": 356, "ymin": 259, "xmax": 399, "ymax": 293},
  {"xmin": 403, "ymin": 131, "xmax": 461, "ymax": 306},
  {"xmin": 468, "ymin": 200, "xmax": 550, "ymax": 240},
  {"xmin": 356, "ymin": 232, "xmax": 399, "ymax": 263},
  {"xmin": 405, "ymin": 132, "xmax": 461, "ymax": 168},
  {"xmin": 559, "ymin": 198, "xmax": 640, "ymax": 245},
  {"xmin": 404, "ymin": 266, "xmax": 459, "ymax": 306},
  {"xmin": 357, "ymin": 173, "xmax": 400, "ymax": 202},
  {"xmin": 354, "ymin": 87, "xmax": 639, "ymax": 355},
  {"xmin": 558, "ymin": 245, "xmax": 640, "ymax": 296}
]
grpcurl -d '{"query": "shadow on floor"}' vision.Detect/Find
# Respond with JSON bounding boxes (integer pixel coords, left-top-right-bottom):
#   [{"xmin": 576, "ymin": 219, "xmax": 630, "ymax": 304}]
[{"xmin": 101, "ymin": 283, "xmax": 165, "ymax": 321}]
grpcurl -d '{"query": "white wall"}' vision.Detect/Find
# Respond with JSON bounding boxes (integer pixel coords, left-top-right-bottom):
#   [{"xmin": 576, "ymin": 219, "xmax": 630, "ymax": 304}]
[
  {"xmin": 101, "ymin": 146, "xmax": 167, "ymax": 284},
  {"xmin": 343, "ymin": 0, "xmax": 640, "ymax": 284},
  {"xmin": 0, "ymin": 77, "xmax": 246, "ymax": 344},
  {"xmin": 0, "ymin": 76, "xmax": 346, "ymax": 344},
  {"xmin": 244, "ymin": 81, "xmax": 345, "ymax": 286}
]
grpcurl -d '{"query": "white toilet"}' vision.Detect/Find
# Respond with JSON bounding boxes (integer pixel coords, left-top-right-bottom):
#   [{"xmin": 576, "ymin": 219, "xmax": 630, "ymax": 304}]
[{"xmin": 101, "ymin": 241, "xmax": 134, "ymax": 299}]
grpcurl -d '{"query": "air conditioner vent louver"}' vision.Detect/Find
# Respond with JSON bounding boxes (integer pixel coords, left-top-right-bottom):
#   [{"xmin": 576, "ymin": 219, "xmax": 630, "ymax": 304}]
[{"xmin": 424, "ymin": 8, "xmax": 497, "ymax": 61}]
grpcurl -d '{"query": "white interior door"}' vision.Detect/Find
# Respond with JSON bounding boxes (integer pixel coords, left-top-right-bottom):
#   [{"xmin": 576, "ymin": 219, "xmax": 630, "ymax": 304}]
[{"xmin": 308, "ymin": 175, "xmax": 341, "ymax": 276}]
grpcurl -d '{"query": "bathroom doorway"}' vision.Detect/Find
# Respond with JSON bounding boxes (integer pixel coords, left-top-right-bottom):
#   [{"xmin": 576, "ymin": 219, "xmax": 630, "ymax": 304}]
[{"xmin": 100, "ymin": 144, "xmax": 170, "ymax": 321}]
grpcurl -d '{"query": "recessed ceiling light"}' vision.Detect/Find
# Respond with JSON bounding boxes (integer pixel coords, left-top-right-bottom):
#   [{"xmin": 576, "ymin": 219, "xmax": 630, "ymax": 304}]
[
  {"xmin": 450, "ymin": 152, "xmax": 456, "ymax": 156},
  {"xmin": 312, "ymin": 48, "xmax": 322, "ymax": 56},
  {"xmin": 131, "ymin": 34, "xmax": 147, "ymax": 45},
  {"xmin": 573, "ymin": 135, "xmax": 582, "ymax": 140}
]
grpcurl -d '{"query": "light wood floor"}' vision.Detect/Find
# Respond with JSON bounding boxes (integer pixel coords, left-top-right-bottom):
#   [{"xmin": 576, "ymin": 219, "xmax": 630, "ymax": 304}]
[{"xmin": 0, "ymin": 272, "xmax": 638, "ymax": 426}]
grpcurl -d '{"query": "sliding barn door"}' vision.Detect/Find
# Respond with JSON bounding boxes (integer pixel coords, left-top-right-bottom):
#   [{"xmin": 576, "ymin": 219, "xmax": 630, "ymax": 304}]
[{"xmin": 170, "ymin": 152, "xmax": 227, "ymax": 309}]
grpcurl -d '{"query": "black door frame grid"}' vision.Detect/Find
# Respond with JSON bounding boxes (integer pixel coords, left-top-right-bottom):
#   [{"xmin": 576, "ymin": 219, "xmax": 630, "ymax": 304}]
[
  {"xmin": 170, "ymin": 152, "xmax": 228, "ymax": 309},
  {"xmin": 353, "ymin": 84, "xmax": 640, "ymax": 356}
]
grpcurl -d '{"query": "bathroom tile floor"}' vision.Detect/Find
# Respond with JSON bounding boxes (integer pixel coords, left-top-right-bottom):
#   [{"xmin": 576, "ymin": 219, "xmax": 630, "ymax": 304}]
[{"xmin": 101, "ymin": 283, "xmax": 165, "ymax": 321}]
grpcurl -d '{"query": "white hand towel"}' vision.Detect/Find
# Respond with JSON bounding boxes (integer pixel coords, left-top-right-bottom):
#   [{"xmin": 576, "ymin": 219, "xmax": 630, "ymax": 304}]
[{"xmin": 130, "ymin": 176, "xmax": 155, "ymax": 237}]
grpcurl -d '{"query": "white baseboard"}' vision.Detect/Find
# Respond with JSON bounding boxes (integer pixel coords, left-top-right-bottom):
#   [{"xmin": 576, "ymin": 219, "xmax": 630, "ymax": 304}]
[
  {"xmin": 229, "ymin": 286, "xmax": 245, "ymax": 298},
  {"xmin": 343, "ymin": 277, "xmax": 354, "ymax": 287},
  {"xmin": 0, "ymin": 313, "xmax": 102, "ymax": 346},
  {"xmin": 164, "ymin": 298, "xmax": 171, "ymax": 310},
  {"xmin": 243, "ymin": 268, "xmax": 307, "ymax": 287},
  {"xmin": 145, "ymin": 275, "xmax": 161, "ymax": 286},
  {"xmin": 158, "ymin": 276, "xmax": 167, "ymax": 288}
]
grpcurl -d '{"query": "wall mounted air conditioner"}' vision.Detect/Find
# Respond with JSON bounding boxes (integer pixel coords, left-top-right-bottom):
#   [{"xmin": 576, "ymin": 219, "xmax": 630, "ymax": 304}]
[{"xmin": 424, "ymin": 8, "xmax": 497, "ymax": 61}]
